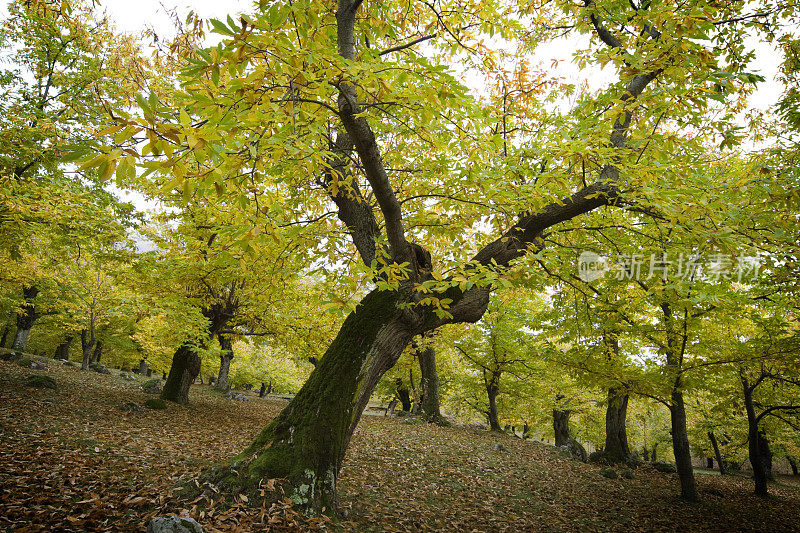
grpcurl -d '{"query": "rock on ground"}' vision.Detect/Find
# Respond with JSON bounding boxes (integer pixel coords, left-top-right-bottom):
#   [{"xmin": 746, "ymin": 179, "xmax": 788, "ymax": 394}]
[
  {"xmin": 88, "ymin": 362, "xmax": 111, "ymax": 374},
  {"xmin": 142, "ymin": 379, "xmax": 163, "ymax": 394},
  {"xmin": 225, "ymin": 391, "xmax": 249, "ymax": 402},
  {"xmin": 146, "ymin": 516, "xmax": 205, "ymax": 533}
]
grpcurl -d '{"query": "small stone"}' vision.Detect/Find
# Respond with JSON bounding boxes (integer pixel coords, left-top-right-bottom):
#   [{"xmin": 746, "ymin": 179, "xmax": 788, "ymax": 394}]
[
  {"xmin": 146, "ymin": 516, "xmax": 205, "ymax": 533},
  {"xmin": 145, "ymin": 398, "xmax": 167, "ymax": 410},
  {"xmin": 119, "ymin": 371, "xmax": 137, "ymax": 381},
  {"xmin": 23, "ymin": 374, "xmax": 57, "ymax": 390},
  {"xmin": 224, "ymin": 391, "xmax": 249, "ymax": 402},
  {"xmin": 89, "ymin": 362, "xmax": 112, "ymax": 374},
  {"xmin": 493, "ymin": 443, "xmax": 508, "ymax": 452},
  {"xmin": 142, "ymin": 379, "xmax": 163, "ymax": 394},
  {"xmin": 120, "ymin": 401, "xmax": 144, "ymax": 413}
]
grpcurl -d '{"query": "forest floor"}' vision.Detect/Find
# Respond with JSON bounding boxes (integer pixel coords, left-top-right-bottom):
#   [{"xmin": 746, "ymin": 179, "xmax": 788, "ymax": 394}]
[{"xmin": 1, "ymin": 357, "xmax": 799, "ymax": 532}]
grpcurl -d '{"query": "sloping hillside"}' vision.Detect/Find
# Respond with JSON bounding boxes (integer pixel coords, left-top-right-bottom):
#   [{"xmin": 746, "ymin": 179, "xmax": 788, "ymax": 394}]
[{"xmin": 1, "ymin": 357, "xmax": 798, "ymax": 532}]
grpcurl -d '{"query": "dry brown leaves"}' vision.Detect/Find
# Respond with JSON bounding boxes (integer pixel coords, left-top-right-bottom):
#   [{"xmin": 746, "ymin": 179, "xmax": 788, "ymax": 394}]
[{"xmin": 1, "ymin": 360, "xmax": 799, "ymax": 532}]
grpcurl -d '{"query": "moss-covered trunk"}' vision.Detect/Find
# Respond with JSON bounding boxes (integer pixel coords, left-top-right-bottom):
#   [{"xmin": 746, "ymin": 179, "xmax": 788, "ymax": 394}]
[
  {"xmin": 604, "ymin": 388, "xmax": 630, "ymax": 463},
  {"xmin": 161, "ymin": 345, "xmax": 202, "ymax": 405},
  {"xmin": 222, "ymin": 289, "xmax": 414, "ymax": 513}
]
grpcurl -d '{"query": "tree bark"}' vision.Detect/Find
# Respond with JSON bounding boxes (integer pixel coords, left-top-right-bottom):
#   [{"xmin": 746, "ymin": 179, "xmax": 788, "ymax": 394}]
[
  {"xmin": 91, "ymin": 341, "xmax": 102, "ymax": 363},
  {"xmin": 417, "ymin": 346, "xmax": 447, "ymax": 424},
  {"xmin": 670, "ymin": 390, "xmax": 699, "ymax": 501},
  {"xmin": 553, "ymin": 409, "xmax": 571, "ymax": 447},
  {"xmin": 10, "ymin": 286, "xmax": 40, "ymax": 355},
  {"xmin": 708, "ymin": 431, "xmax": 727, "ymax": 475},
  {"xmin": 213, "ymin": 289, "xmax": 415, "ymax": 512},
  {"xmin": 138, "ymin": 358, "xmax": 149, "ymax": 375},
  {"xmin": 787, "ymin": 456, "xmax": 798, "ymax": 476},
  {"xmin": 604, "ymin": 388, "xmax": 631, "ymax": 463},
  {"xmin": 758, "ymin": 431, "xmax": 773, "ymax": 481},
  {"xmin": 395, "ymin": 378, "xmax": 412, "ymax": 412},
  {"xmin": 487, "ymin": 382, "xmax": 501, "ymax": 432},
  {"xmin": 742, "ymin": 376, "xmax": 768, "ymax": 496},
  {"xmin": 0, "ymin": 326, "xmax": 9, "ymax": 348},
  {"xmin": 80, "ymin": 328, "xmax": 95, "ymax": 370},
  {"xmin": 161, "ymin": 344, "xmax": 202, "ymax": 405},
  {"xmin": 216, "ymin": 335, "xmax": 234, "ymax": 391},
  {"xmin": 54, "ymin": 335, "xmax": 73, "ymax": 360}
]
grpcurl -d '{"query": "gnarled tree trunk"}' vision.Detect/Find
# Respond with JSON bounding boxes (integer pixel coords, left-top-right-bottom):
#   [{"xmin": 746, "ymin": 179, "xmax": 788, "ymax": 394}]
[
  {"xmin": 216, "ymin": 335, "xmax": 234, "ymax": 391},
  {"xmin": 553, "ymin": 408, "xmax": 571, "ymax": 447},
  {"xmin": 215, "ymin": 289, "xmax": 415, "ymax": 512},
  {"xmin": 162, "ymin": 344, "xmax": 202, "ymax": 405},
  {"xmin": 604, "ymin": 388, "xmax": 630, "ymax": 463}
]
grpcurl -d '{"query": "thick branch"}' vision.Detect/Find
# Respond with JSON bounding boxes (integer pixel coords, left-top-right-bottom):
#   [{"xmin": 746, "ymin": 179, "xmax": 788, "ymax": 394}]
[
  {"xmin": 336, "ymin": 0, "xmax": 412, "ymax": 268},
  {"xmin": 322, "ymin": 132, "xmax": 384, "ymax": 265}
]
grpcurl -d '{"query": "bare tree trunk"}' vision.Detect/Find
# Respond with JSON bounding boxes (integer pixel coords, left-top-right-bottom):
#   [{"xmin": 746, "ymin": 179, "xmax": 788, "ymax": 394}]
[
  {"xmin": 0, "ymin": 325, "xmax": 9, "ymax": 349},
  {"xmin": 91, "ymin": 341, "xmax": 102, "ymax": 363},
  {"xmin": 9, "ymin": 286, "xmax": 40, "ymax": 356},
  {"xmin": 670, "ymin": 390, "xmax": 699, "ymax": 501},
  {"xmin": 80, "ymin": 328, "xmax": 95, "ymax": 370},
  {"xmin": 787, "ymin": 456, "xmax": 798, "ymax": 476},
  {"xmin": 604, "ymin": 388, "xmax": 631, "ymax": 463},
  {"xmin": 216, "ymin": 335, "xmax": 234, "ymax": 391},
  {"xmin": 708, "ymin": 431, "xmax": 727, "ymax": 475},
  {"xmin": 487, "ymin": 383, "xmax": 501, "ymax": 432},
  {"xmin": 395, "ymin": 378, "xmax": 412, "ymax": 412},
  {"xmin": 54, "ymin": 335, "xmax": 73, "ymax": 360},
  {"xmin": 417, "ymin": 346, "xmax": 447, "ymax": 425},
  {"xmin": 161, "ymin": 344, "xmax": 202, "ymax": 405},
  {"xmin": 138, "ymin": 358, "xmax": 149, "ymax": 375},
  {"xmin": 742, "ymin": 376, "xmax": 768, "ymax": 496},
  {"xmin": 553, "ymin": 409, "xmax": 571, "ymax": 447}
]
